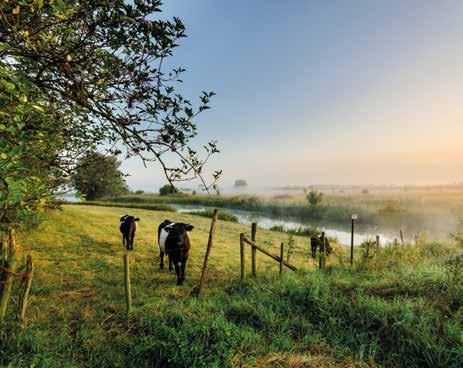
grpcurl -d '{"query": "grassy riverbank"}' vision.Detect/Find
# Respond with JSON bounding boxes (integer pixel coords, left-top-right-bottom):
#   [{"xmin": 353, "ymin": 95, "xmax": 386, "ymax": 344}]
[
  {"xmin": 1, "ymin": 205, "xmax": 462, "ymax": 367},
  {"xmin": 104, "ymin": 190, "xmax": 463, "ymax": 235}
]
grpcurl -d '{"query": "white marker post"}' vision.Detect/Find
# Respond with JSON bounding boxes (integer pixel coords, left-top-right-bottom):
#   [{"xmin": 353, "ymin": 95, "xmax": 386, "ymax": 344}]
[{"xmin": 350, "ymin": 214, "xmax": 358, "ymax": 266}]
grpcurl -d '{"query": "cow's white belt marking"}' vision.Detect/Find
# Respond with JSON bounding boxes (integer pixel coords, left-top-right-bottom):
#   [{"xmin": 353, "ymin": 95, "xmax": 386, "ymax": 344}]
[{"xmin": 159, "ymin": 223, "xmax": 176, "ymax": 253}]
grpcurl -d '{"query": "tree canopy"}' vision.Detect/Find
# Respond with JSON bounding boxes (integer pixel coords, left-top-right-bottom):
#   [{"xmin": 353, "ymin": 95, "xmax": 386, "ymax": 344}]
[
  {"xmin": 0, "ymin": 0, "xmax": 220, "ymax": 228},
  {"xmin": 159, "ymin": 184, "xmax": 179, "ymax": 196},
  {"xmin": 72, "ymin": 152, "xmax": 128, "ymax": 200}
]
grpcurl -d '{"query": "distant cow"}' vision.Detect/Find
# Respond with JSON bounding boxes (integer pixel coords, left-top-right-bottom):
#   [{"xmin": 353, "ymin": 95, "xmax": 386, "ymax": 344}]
[
  {"xmin": 158, "ymin": 220, "xmax": 194, "ymax": 285},
  {"xmin": 310, "ymin": 235, "xmax": 332, "ymax": 258},
  {"xmin": 120, "ymin": 215, "xmax": 140, "ymax": 250}
]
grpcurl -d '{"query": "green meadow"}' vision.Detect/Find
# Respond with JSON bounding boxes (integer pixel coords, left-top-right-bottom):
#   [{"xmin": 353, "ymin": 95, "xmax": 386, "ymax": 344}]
[{"xmin": 1, "ymin": 204, "xmax": 462, "ymax": 367}]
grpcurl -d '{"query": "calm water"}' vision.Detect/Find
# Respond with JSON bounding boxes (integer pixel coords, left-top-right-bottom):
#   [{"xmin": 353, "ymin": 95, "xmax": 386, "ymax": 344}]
[{"xmin": 171, "ymin": 204, "xmax": 391, "ymax": 246}]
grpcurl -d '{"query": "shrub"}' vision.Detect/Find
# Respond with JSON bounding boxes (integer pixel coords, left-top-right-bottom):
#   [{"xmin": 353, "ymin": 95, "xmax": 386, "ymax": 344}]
[{"xmin": 306, "ymin": 191, "xmax": 323, "ymax": 206}]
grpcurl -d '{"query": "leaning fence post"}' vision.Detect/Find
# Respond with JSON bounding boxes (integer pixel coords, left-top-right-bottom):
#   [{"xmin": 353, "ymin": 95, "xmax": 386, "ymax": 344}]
[
  {"xmin": 240, "ymin": 233, "xmax": 245, "ymax": 280},
  {"xmin": 251, "ymin": 223, "xmax": 257, "ymax": 278},
  {"xmin": 18, "ymin": 255, "xmax": 33, "ymax": 324},
  {"xmin": 197, "ymin": 209, "xmax": 219, "ymax": 295},
  {"xmin": 400, "ymin": 229, "xmax": 405, "ymax": 246},
  {"xmin": 123, "ymin": 252, "xmax": 132, "ymax": 314},
  {"xmin": 0, "ymin": 228, "xmax": 17, "ymax": 321},
  {"xmin": 280, "ymin": 243, "xmax": 284, "ymax": 275}
]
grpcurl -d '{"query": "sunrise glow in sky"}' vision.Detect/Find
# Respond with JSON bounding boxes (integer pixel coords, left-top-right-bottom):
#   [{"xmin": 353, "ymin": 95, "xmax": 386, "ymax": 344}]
[{"xmin": 121, "ymin": 0, "xmax": 463, "ymax": 191}]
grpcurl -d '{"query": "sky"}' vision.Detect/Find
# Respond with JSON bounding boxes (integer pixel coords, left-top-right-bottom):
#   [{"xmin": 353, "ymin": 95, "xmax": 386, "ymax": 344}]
[{"xmin": 121, "ymin": 0, "xmax": 463, "ymax": 191}]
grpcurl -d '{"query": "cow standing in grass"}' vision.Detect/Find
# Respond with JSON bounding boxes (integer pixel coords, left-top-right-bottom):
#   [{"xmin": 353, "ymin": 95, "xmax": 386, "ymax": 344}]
[
  {"xmin": 158, "ymin": 220, "xmax": 194, "ymax": 285},
  {"xmin": 310, "ymin": 235, "xmax": 331, "ymax": 258},
  {"xmin": 120, "ymin": 215, "xmax": 140, "ymax": 250}
]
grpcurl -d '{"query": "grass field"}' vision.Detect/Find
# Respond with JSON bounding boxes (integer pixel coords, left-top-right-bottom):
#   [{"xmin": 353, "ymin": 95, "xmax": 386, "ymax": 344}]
[{"xmin": 1, "ymin": 205, "xmax": 463, "ymax": 367}]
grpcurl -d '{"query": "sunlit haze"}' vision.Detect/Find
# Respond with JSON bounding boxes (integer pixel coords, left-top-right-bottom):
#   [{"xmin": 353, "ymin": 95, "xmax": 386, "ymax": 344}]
[{"xmin": 121, "ymin": 0, "xmax": 463, "ymax": 191}]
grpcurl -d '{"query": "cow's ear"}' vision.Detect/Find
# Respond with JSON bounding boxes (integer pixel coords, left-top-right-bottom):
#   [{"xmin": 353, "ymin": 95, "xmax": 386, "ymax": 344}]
[
  {"xmin": 135, "ymin": 218, "xmax": 140, "ymax": 222},
  {"xmin": 185, "ymin": 224, "xmax": 194, "ymax": 231}
]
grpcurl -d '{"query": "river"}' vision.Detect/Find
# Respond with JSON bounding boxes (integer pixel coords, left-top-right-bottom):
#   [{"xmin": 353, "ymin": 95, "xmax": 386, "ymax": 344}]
[{"xmin": 170, "ymin": 204, "xmax": 391, "ymax": 246}]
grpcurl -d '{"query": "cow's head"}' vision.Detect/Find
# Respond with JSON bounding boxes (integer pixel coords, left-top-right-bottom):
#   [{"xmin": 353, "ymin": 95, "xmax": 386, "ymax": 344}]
[
  {"xmin": 120, "ymin": 215, "xmax": 140, "ymax": 224},
  {"xmin": 167, "ymin": 223, "xmax": 194, "ymax": 247}
]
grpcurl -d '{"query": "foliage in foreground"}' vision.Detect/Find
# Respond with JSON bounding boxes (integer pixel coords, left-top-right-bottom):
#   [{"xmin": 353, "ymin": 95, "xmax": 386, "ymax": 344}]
[{"xmin": 1, "ymin": 0, "xmax": 219, "ymax": 230}]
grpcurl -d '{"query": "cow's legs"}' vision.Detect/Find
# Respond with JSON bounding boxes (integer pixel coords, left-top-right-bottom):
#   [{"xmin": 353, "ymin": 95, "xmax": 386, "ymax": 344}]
[
  {"xmin": 174, "ymin": 262, "xmax": 182, "ymax": 285},
  {"xmin": 160, "ymin": 251, "xmax": 165, "ymax": 269},
  {"xmin": 168, "ymin": 255, "xmax": 174, "ymax": 271},
  {"xmin": 130, "ymin": 234, "xmax": 135, "ymax": 250},
  {"xmin": 180, "ymin": 258, "xmax": 188, "ymax": 283}
]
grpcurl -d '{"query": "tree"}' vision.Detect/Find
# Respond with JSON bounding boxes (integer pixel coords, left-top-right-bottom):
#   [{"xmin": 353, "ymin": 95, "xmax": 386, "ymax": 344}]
[
  {"xmin": 159, "ymin": 184, "xmax": 179, "ymax": 196},
  {"xmin": 0, "ymin": 1, "xmax": 220, "ymax": 228},
  {"xmin": 234, "ymin": 179, "xmax": 248, "ymax": 187},
  {"xmin": 73, "ymin": 153, "xmax": 128, "ymax": 200},
  {"xmin": 307, "ymin": 191, "xmax": 323, "ymax": 206}
]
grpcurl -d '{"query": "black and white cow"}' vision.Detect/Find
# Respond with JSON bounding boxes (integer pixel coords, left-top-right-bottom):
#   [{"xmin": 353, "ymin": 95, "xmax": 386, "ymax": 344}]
[
  {"xmin": 120, "ymin": 215, "xmax": 140, "ymax": 250},
  {"xmin": 158, "ymin": 220, "xmax": 194, "ymax": 285}
]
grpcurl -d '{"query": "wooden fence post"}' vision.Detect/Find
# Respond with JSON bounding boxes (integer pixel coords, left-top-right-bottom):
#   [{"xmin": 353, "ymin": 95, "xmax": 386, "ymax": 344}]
[
  {"xmin": 376, "ymin": 235, "xmax": 380, "ymax": 248},
  {"xmin": 18, "ymin": 255, "xmax": 33, "ymax": 324},
  {"xmin": 242, "ymin": 236, "xmax": 298, "ymax": 272},
  {"xmin": 197, "ymin": 209, "xmax": 219, "ymax": 295},
  {"xmin": 280, "ymin": 243, "xmax": 284, "ymax": 275},
  {"xmin": 319, "ymin": 232, "xmax": 325, "ymax": 269},
  {"xmin": 400, "ymin": 229, "xmax": 405, "ymax": 246},
  {"xmin": 350, "ymin": 219, "xmax": 355, "ymax": 266},
  {"xmin": 0, "ymin": 228, "xmax": 17, "ymax": 321},
  {"xmin": 240, "ymin": 233, "xmax": 245, "ymax": 280},
  {"xmin": 123, "ymin": 252, "xmax": 132, "ymax": 314},
  {"xmin": 251, "ymin": 223, "xmax": 257, "ymax": 278}
]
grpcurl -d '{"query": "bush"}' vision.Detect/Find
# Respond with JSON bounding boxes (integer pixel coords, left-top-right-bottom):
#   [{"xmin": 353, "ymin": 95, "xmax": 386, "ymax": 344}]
[{"xmin": 306, "ymin": 191, "xmax": 323, "ymax": 206}]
